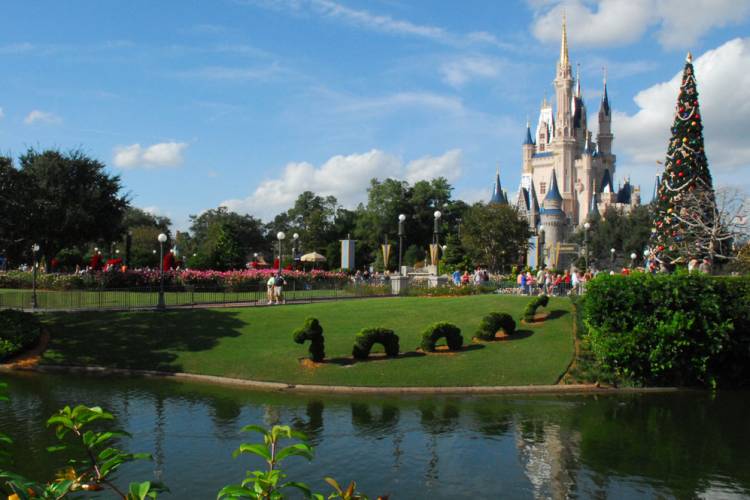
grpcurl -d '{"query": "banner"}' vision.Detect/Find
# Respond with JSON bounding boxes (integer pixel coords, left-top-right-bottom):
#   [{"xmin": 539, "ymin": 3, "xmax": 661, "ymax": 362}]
[
  {"xmin": 381, "ymin": 243, "xmax": 392, "ymax": 270},
  {"xmin": 429, "ymin": 243, "xmax": 440, "ymax": 266}
]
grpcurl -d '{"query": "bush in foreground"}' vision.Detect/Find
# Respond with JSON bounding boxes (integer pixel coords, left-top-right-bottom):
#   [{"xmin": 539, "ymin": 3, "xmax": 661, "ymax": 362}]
[
  {"xmin": 583, "ymin": 272, "xmax": 750, "ymax": 387},
  {"xmin": 0, "ymin": 309, "xmax": 42, "ymax": 360},
  {"xmin": 475, "ymin": 313, "xmax": 516, "ymax": 341},
  {"xmin": 420, "ymin": 322, "xmax": 463, "ymax": 352},
  {"xmin": 523, "ymin": 295, "xmax": 549, "ymax": 322},
  {"xmin": 292, "ymin": 317, "xmax": 325, "ymax": 362},
  {"xmin": 352, "ymin": 328, "xmax": 399, "ymax": 360}
]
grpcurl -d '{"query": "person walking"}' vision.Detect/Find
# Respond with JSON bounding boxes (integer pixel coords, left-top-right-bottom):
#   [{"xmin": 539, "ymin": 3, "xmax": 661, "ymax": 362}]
[
  {"xmin": 266, "ymin": 275, "xmax": 275, "ymax": 304},
  {"xmin": 273, "ymin": 273, "xmax": 286, "ymax": 304}
]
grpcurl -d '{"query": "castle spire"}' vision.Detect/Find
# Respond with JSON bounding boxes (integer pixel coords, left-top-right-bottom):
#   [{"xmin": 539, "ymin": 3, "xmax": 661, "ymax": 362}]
[
  {"xmin": 576, "ymin": 63, "xmax": 581, "ymax": 97},
  {"xmin": 560, "ymin": 11, "xmax": 569, "ymax": 68},
  {"xmin": 523, "ymin": 118, "xmax": 534, "ymax": 145},
  {"xmin": 600, "ymin": 67, "xmax": 610, "ymax": 116},
  {"xmin": 490, "ymin": 165, "xmax": 507, "ymax": 205}
]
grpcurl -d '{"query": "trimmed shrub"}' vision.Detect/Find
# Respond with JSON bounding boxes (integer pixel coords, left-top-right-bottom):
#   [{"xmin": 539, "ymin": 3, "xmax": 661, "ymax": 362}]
[
  {"xmin": 293, "ymin": 317, "xmax": 325, "ymax": 362},
  {"xmin": 582, "ymin": 272, "xmax": 750, "ymax": 387},
  {"xmin": 352, "ymin": 328, "xmax": 399, "ymax": 360},
  {"xmin": 476, "ymin": 313, "xmax": 516, "ymax": 341},
  {"xmin": 0, "ymin": 309, "xmax": 42, "ymax": 360},
  {"xmin": 420, "ymin": 322, "xmax": 463, "ymax": 352},
  {"xmin": 523, "ymin": 295, "xmax": 549, "ymax": 322}
]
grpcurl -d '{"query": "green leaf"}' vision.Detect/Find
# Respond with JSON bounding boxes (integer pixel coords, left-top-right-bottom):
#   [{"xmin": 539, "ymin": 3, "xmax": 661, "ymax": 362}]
[
  {"xmin": 239, "ymin": 424, "xmax": 268, "ymax": 435},
  {"xmin": 233, "ymin": 443, "xmax": 272, "ymax": 461},
  {"xmin": 217, "ymin": 484, "xmax": 258, "ymax": 499},
  {"xmin": 282, "ymin": 480, "xmax": 313, "ymax": 497},
  {"xmin": 275, "ymin": 443, "xmax": 314, "ymax": 462},
  {"xmin": 46, "ymin": 444, "xmax": 67, "ymax": 453},
  {"xmin": 325, "ymin": 477, "xmax": 343, "ymax": 493}
]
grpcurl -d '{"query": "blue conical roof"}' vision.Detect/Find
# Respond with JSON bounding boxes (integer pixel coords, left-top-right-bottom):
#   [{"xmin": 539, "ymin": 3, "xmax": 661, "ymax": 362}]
[
  {"xmin": 523, "ymin": 123, "xmax": 534, "ymax": 145},
  {"xmin": 601, "ymin": 80, "xmax": 610, "ymax": 116},
  {"xmin": 489, "ymin": 169, "xmax": 507, "ymax": 205},
  {"xmin": 544, "ymin": 169, "xmax": 563, "ymax": 203},
  {"xmin": 600, "ymin": 169, "xmax": 612, "ymax": 192}
]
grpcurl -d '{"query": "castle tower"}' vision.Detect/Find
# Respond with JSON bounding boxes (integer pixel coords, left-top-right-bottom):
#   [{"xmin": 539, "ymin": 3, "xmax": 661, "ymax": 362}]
[
  {"xmin": 597, "ymin": 71, "xmax": 613, "ymax": 155},
  {"xmin": 540, "ymin": 169, "xmax": 565, "ymax": 266},
  {"xmin": 522, "ymin": 120, "xmax": 535, "ymax": 173},
  {"xmin": 489, "ymin": 166, "xmax": 508, "ymax": 205},
  {"xmin": 554, "ymin": 13, "xmax": 574, "ymax": 141}
]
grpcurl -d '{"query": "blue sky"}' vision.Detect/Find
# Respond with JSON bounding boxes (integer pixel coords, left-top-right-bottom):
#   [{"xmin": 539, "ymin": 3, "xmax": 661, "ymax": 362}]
[{"xmin": 1, "ymin": 0, "xmax": 749, "ymax": 230}]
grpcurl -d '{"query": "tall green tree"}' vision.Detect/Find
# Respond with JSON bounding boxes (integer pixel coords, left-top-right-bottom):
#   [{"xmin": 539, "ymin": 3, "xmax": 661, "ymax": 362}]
[
  {"xmin": 121, "ymin": 207, "xmax": 173, "ymax": 268},
  {"xmin": 571, "ymin": 205, "xmax": 653, "ymax": 268},
  {"xmin": 460, "ymin": 203, "xmax": 531, "ymax": 272},
  {"xmin": 188, "ymin": 206, "xmax": 267, "ymax": 270},
  {"xmin": 18, "ymin": 149, "xmax": 129, "ymax": 267},
  {"xmin": 0, "ymin": 157, "xmax": 31, "ymax": 266},
  {"xmin": 652, "ymin": 53, "xmax": 714, "ymax": 263}
]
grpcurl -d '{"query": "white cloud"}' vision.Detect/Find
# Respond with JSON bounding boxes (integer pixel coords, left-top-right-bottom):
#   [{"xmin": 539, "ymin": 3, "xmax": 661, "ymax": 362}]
[
  {"xmin": 338, "ymin": 91, "xmax": 465, "ymax": 114},
  {"xmin": 222, "ymin": 148, "xmax": 464, "ymax": 220},
  {"xmin": 24, "ymin": 110, "xmax": 62, "ymax": 125},
  {"xmin": 531, "ymin": 0, "xmax": 750, "ymax": 49},
  {"xmin": 113, "ymin": 142, "xmax": 188, "ymax": 169},
  {"xmin": 440, "ymin": 56, "xmax": 505, "ymax": 87},
  {"xmin": 614, "ymin": 38, "xmax": 750, "ymax": 193},
  {"xmin": 174, "ymin": 64, "xmax": 281, "ymax": 81},
  {"xmin": 405, "ymin": 149, "xmax": 462, "ymax": 184}
]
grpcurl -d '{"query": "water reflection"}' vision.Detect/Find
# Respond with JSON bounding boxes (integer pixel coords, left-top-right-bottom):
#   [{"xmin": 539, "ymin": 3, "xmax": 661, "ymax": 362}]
[{"xmin": 2, "ymin": 372, "xmax": 750, "ymax": 499}]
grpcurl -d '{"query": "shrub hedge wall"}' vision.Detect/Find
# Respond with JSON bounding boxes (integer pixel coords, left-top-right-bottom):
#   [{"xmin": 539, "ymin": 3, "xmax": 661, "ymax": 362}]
[
  {"xmin": 0, "ymin": 310, "xmax": 42, "ymax": 360},
  {"xmin": 582, "ymin": 273, "xmax": 750, "ymax": 387}
]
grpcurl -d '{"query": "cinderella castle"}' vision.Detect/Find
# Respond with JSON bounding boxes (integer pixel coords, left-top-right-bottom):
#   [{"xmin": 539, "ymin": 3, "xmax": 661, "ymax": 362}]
[{"xmin": 489, "ymin": 15, "xmax": 640, "ymax": 268}]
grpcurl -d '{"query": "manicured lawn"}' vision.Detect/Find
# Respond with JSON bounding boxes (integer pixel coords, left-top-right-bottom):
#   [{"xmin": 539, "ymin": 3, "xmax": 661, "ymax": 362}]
[{"xmin": 41, "ymin": 295, "xmax": 574, "ymax": 387}]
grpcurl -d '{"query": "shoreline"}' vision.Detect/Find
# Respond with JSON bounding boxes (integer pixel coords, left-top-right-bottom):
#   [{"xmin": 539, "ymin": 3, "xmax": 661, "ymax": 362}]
[{"xmin": 0, "ymin": 363, "xmax": 681, "ymax": 395}]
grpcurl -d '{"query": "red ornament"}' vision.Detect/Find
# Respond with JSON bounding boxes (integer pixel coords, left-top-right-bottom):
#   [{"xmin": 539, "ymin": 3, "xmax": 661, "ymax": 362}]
[
  {"xmin": 678, "ymin": 171, "xmax": 684, "ymax": 177},
  {"xmin": 676, "ymin": 159, "xmax": 682, "ymax": 165},
  {"xmin": 696, "ymin": 114, "xmax": 700, "ymax": 119}
]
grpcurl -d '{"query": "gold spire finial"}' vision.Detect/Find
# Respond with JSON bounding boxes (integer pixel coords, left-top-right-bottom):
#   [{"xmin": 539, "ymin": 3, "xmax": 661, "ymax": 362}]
[
  {"xmin": 560, "ymin": 10, "xmax": 569, "ymax": 67},
  {"xmin": 686, "ymin": 51, "xmax": 693, "ymax": 63}
]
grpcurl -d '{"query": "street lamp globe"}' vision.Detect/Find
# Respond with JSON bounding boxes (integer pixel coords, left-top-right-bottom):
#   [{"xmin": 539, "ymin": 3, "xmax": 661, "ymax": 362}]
[
  {"xmin": 158, "ymin": 233, "xmax": 167, "ymax": 243},
  {"xmin": 32, "ymin": 243, "xmax": 40, "ymax": 252},
  {"xmin": 293, "ymin": 233, "xmax": 299, "ymax": 240},
  {"xmin": 398, "ymin": 214, "xmax": 406, "ymax": 222},
  {"xmin": 442, "ymin": 245, "xmax": 447, "ymax": 252},
  {"xmin": 253, "ymin": 252, "xmax": 258, "ymax": 258},
  {"xmin": 433, "ymin": 210, "xmax": 442, "ymax": 219},
  {"xmin": 277, "ymin": 231, "xmax": 286, "ymax": 241},
  {"xmin": 584, "ymin": 222, "xmax": 591, "ymax": 230},
  {"xmin": 610, "ymin": 248, "xmax": 615, "ymax": 254},
  {"xmin": 630, "ymin": 252, "xmax": 637, "ymax": 260}
]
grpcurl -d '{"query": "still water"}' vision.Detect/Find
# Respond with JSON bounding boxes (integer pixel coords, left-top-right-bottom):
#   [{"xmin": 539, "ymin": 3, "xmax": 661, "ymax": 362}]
[{"xmin": 2, "ymin": 371, "xmax": 750, "ymax": 499}]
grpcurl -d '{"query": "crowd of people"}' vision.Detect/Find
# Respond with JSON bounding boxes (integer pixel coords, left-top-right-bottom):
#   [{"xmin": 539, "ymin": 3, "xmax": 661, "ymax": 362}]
[{"xmin": 515, "ymin": 269, "xmax": 590, "ymax": 296}]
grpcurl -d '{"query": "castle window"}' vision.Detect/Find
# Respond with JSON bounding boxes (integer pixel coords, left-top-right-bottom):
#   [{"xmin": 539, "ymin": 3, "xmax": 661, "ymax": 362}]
[{"xmin": 540, "ymin": 182, "xmax": 547, "ymax": 195}]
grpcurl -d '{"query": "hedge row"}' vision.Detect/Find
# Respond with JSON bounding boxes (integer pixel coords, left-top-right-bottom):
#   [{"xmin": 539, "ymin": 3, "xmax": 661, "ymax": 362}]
[
  {"xmin": 582, "ymin": 273, "xmax": 750, "ymax": 387},
  {"xmin": 0, "ymin": 310, "xmax": 42, "ymax": 360}
]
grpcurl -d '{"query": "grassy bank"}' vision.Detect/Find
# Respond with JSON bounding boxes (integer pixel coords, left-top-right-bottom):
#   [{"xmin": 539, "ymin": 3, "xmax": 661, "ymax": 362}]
[{"xmin": 40, "ymin": 295, "xmax": 574, "ymax": 387}]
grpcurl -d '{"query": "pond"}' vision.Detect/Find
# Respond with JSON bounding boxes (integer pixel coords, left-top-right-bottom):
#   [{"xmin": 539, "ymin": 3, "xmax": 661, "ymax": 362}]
[{"xmin": 2, "ymin": 371, "xmax": 750, "ymax": 499}]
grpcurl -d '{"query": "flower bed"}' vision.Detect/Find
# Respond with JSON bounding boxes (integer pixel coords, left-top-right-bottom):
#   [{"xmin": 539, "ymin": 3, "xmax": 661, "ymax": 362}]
[{"xmin": 0, "ymin": 269, "xmax": 349, "ymax": 291}]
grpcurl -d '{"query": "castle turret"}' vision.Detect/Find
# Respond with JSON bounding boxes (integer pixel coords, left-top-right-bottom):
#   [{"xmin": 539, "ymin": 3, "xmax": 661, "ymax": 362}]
[
  {"xmin": 489, "ymin": 166, "xmax": 508, "ymax": 205},
  {"xmin": 597, "ymin": 72, "xmax": 613, "ymax": 155},
  {"xmin": 540, "ymin": 169, "xmax": 565, "ymax": 266},
  {"xmin": 523, "ymin": 120, "xmax": 535, "ymax": 173}
]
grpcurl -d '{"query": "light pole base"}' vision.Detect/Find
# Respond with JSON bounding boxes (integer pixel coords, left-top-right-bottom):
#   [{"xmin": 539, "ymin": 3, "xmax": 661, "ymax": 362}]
[{"xmin": 156, "ymin": 293, "xmax": 166, "ymax": 311}]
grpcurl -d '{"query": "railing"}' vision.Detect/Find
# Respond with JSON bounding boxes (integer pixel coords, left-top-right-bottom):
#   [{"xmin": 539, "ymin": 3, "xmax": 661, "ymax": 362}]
[{"xmin": 0, "ymin": 281, "xmax": 394, "ymax": 312}]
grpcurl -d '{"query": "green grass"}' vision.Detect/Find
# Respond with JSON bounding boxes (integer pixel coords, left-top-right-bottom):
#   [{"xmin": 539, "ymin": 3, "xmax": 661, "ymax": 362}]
[{"xmin": 41, "ymin": 295, "xmax": 574, "ymax": 387}]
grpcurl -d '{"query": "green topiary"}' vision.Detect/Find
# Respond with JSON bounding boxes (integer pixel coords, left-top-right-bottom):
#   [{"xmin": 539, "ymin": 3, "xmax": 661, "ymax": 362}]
[
  {"xmin": 352, "ymin": 328, "xmax": 399, "ymax": 360},
  {"xmin": 476, "ymin": 312, "xmax": 516, "ymax": 341},
  {"xmin": 523, "ymin": 294, "xmax": 549, "ymax": 322},
  {"xmin": 0, "ymin": 309, "xmax": 42, "ymax": 360},
  {"xmin": 420, "ymin": 322, "xmax": 463, "ymax": 352},
  {"xmin": 293, "ymin": 317, "xmax": 325, "ymax": 362}
]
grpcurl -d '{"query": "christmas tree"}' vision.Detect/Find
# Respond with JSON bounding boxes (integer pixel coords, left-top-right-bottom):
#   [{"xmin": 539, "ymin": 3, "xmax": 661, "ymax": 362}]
[{"xmin": 652, "ymin": 52, "xmax": 714, "ymax": 264}]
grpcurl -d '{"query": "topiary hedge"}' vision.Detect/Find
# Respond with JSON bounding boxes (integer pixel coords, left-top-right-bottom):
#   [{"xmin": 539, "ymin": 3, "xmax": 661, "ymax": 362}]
[
  {"xmin": 583, "ymin": 272, "xmax": 750, "ymax": 387},
  {"xmin": 420, "ymin": 322, "xmax": 463, "ymax": 352},
  {"xmin": 475, "ymin": 313, "xmax": 516, "ymax": 341},
  {"xmin": 523, "ymin": 295, "xmax": 549, "ymax": 322},
  {"xmin": 292, "ymin": 317, "xmax": 325, "ymax": 362},
  {"xmin": 0, "ymin": 309, "xmax": 42, "ymax": 360},
  {"xmin": 352, "ymin": 328, "xmax": 400, "ymax": 360}
]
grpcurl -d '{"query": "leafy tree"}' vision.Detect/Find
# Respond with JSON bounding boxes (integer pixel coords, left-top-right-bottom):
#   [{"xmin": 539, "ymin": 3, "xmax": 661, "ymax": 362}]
[
  {"xmin": 121, "ymin": 208, "xmax": 173, "ymax": 268},
  {"xmin": 188, "ymin": 207, "xmax": 267, "ymax": 270},
  {"xmin": 460, "ymin": 203, "xmax": 531, "ymax": 272},
  {"xmin": 18, "ymin": 149, "xmax": 129, "ymax": 268},
  {"xmin": 0, "ymin": 157, "xmax": 31, "ymax": 266}
]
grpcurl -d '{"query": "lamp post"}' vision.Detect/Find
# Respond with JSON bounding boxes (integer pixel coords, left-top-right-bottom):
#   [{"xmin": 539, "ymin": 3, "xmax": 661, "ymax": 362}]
[
  {"xmin": 583, "ymin": 222, "xmax": 591, "ymax": 270},
  {"xmin": 610, "ymin": 248, "xmax": 616, "ymax": 271},
  {"xmin": 630, "ymin": 252, "xmax": 637, "ymax": 269},
  {"xmin": 398, "ymin": 214, "xmax": 406, "ymax": 275},
  {"xmin": 31, "ymin": 243, "xmax": 40, "ymax": 310},
  {"xmin": 292, "ymin": 233, "xmax": 299, "ymax": 266},
  {"xmin": 432, "ymin": 210, "xmax": 442, "ymax": 268},
  {"xmin": 157, "ymin": 233, "xmax": 167, "ymax": 311},
  {"xmin": 277, "ymin": 231, "xmax": 285, "ymax": 269}
]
